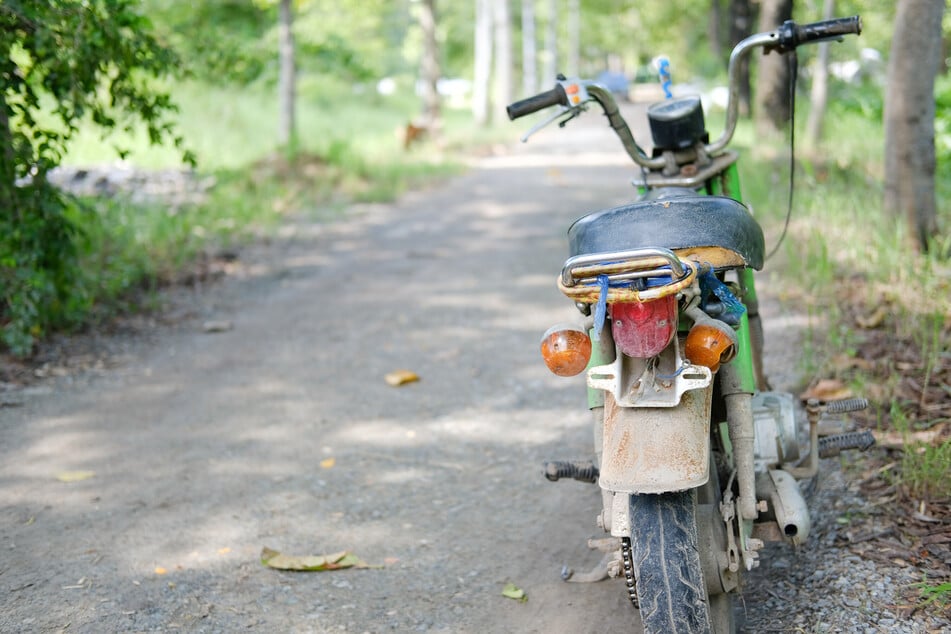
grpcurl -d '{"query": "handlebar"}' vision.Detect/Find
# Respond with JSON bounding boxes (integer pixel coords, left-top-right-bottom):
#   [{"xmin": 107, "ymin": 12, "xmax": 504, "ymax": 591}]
[
  {"xmin": 507, "ymin": 85, "xmax": 567, "ymax": 120},
  {"xmin": 768, "ymin": 16, "xmax": 863, "ymax": 54},
  {"xmin": 507, "ymin": 16, "xmax": 862, "ymax": 168}
]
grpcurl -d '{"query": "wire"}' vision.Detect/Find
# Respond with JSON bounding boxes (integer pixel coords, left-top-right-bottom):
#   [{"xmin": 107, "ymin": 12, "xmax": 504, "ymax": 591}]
[{"xmin": 766, "ymin": 51, "xmax": 798, "ymax": 262}]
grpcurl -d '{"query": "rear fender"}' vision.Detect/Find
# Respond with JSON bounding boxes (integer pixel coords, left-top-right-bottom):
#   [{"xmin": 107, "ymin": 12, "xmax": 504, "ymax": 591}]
[{"xmin": 599, "ymin": 386, "xmax": 712, "ymax": 494}]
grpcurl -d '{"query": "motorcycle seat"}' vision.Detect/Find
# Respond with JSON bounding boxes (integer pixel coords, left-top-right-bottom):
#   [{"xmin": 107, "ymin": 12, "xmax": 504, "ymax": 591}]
[{"xmin": 567, "ymin": 190, "xmax": 765, "ymax": 270}]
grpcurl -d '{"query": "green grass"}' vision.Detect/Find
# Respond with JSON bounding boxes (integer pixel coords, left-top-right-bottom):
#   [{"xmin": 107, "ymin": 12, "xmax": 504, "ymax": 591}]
[
  {"xmin": 733, "ymin": 95, "xmax": 951, "ymax": 509},
  {"xmin": 917, "ymin": 580, "xmax": 951, "ymax": 612},
  {"xmin": 62, "ymin": 75, "xmax": 506, "ymax": 172},
  {"xmin": 24, "ymin": 73, "xmax": 507, "ymax": 349}
]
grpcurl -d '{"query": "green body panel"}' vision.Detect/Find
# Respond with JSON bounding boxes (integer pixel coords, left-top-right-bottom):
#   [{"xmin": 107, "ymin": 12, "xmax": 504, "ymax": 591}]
[
  {"xmin": 731, "ymin": 312, "xmax": 758, "ymax": 395},
  {"xmin": 587, "ymin": 327, "xmax": 608, "ymax": 409}
]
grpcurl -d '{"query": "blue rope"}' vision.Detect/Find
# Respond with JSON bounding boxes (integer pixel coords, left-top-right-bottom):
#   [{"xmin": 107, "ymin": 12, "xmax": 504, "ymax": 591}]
[
  {"xmin": 592, "ymin": 274, "xmax": 610, "ymax": 342},
  {"xmin": 699, "ymin": 270, "xmax": 746, "ymax": 318},
  {"xmin": 657, "ymin": 57, "xmax": 673, "ymax": 99}
]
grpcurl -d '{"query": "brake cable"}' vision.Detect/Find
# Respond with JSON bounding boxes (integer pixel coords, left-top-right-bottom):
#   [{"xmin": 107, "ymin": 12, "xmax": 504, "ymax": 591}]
[{"xmin": 765, "ymin": 51, "xmax": 798, "ymax": 261}]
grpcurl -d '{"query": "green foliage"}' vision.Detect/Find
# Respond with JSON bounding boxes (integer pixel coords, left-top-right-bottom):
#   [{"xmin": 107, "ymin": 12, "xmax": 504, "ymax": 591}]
[
  {"xmin": 143, "ymin": 0, "xmax": 277, "ymax": 84},
  {"xmin": 739, "ymin": 96, "xmax": 951, "ymax": 506},
  {"xmin": 0, "ymin": 1, "xmax": 188, "ymax": 355},
  {"xmin": 934, "ymin": 75, "xmax": 951, "ymax": 164},
  {"xmin": 143, "ymin": 0, "xmax": 386, "ymax": 85},
  {"xmin": 917, "ymin": 580, "xmax": 951, "ymax": 611}
]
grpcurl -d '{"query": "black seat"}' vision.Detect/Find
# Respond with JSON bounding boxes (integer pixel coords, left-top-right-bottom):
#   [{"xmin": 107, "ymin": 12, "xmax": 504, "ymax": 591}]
[{"xmin": 567, "ymin": 189, "xmax": 765, "ymax": 270}]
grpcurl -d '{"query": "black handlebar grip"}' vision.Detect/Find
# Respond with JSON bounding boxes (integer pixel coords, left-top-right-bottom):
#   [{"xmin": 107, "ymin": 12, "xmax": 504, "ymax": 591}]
[
  {"xmin": 796, "ymin": 15, "xmax": 862, "ymax": 43},
  {"xmin": 772, "ymin": 15, "xmax": 862, "ymax": 53},
  {"xmin": 506, "ymin": 85, "xmax": 567, "ymax": 120}
]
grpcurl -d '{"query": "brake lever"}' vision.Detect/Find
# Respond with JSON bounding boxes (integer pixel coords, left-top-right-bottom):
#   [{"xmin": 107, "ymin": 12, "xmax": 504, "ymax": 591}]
[{"xmin": 520, "ymin": 104, "xmax": 587, "ymax": 143}]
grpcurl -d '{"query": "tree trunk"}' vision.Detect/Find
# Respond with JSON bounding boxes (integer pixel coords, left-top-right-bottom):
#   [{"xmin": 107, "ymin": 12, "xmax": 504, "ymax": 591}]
[
  {"xmin": 473, "ymin": 0, "xmax": 493, "ymax": 126},
  {"xmin": 728, "ymin": 0, "xmax": 754, "ymax": 116},
  {"xmin": 884, "ymin": 0, "xmax": 945, "ymax": 251},
  {"xmin": 418, "ymin": 0, "xmax": 441, "ymax": 130},
  {"xmin": 754, "ymin": 0, "xmax": 793, "ymax": 135},
  {"xmin": 567, "ymin": 0, "xmax": 580, "ymax": 77},
  {"xmin": 493, "ymin": 0, "xmax": 513, "ymax": 122},
  {"xmin": 277, "ymin": 0, "xmax": 296, "ymax": 153},
  {"xmin": 709, "ymin": 0, "xmax": 724, "ymax": 61},
  {"xmin": 806, "ymin": 0, "xmax": 834, "ymax": 145},
  {"xmin": 543, "ymin": 0, "xmax": 557, "ymax": 83},
  {"xmin": 521, "ymin": 0, "xmax": 537, "ymax": 95}
]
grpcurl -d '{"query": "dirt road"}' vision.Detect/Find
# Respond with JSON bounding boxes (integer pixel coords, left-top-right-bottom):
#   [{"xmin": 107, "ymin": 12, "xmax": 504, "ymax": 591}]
[{"xmin": 0, "ymin": 114, "xmax": 930, "ymax": 633}]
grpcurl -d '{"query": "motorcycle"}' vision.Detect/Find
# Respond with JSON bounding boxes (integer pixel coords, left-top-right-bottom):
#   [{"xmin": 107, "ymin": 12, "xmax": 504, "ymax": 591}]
[{"xmin": 507, "ymin": 17, "xmax": 873, "ymax": 633}]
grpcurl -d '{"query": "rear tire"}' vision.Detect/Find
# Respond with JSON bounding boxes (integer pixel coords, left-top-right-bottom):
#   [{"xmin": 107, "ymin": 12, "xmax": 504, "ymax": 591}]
[{"xmin": 629, "ymin": 489, "xmax": 716, "ymax": 634}]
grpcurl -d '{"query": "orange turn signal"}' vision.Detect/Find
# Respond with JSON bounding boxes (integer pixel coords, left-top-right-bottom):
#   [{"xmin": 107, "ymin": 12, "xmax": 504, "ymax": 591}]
[
  {"xmin": 684, "ymin": 322, "xmax": 737, "ymax": 373},
  {"xmin": 540, "ymin": 324, "xmax": 591, "ymax": 377}
]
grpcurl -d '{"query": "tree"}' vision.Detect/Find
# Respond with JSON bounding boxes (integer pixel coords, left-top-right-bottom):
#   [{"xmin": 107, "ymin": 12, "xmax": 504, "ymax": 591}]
[
  {"xmin": 806, "ymin": 0, "xmax": 835, "ymax": 145},
  {"xmin": 521, "ymin": 0, "xmax": 538, "ymax": 95},
  {"xmin": 754, "ymin": 0, "xmax": 793, "ymax": 135},
  {"xmin": 278, "ymin": 0, "xmax": 297, "ymax": 152},
  {"xmin": 472, "ymin": 0, "xmax": 493, "ymax": 125},
  {"xmin": 728, "ymin": 0, "xmax": 755, "ymax": 116},
  {"xmin": 567, "ymin": 0, "xmax": 580, "ymax": 77},
  {"xmin": 418, "ymin": 0, "xmax": 441, "ymax": 129},
  {"xmin": 493, "ymin": 0, "xmax": 514, "ymax": 122},
  {"xmin": 0, "ymin": 1, "xmax": 187, "ymax": 354},
  {"xmin": 884, "ymin": 0, "xmax": 945, "ymax": 251},
  {"xmin": 709, "ymin": 0, "xmax": 725, "ymax": 61},
  {"xmin": 543, "ymin": 0, "xmax": 557, "ymax": 84}
]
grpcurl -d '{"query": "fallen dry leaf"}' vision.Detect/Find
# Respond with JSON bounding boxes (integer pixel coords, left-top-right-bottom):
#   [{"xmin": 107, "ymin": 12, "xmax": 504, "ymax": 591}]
[
  {"xmin": 855, "ymin": 306, "xmax": 888, "ymax": 329},
  {"xmin": 800, "ymin": 378, "xmax": 853, "ymax": 402},
  {"xmin": 829, "ymin": 353, "xmax": 875, "ymax": 372},
  {"xmin": 320, "ymin": 457, "xmax": 336, "ymax": 469},
  {"xmin": 502, "ymin": 582, "xmax": 528, "ymax": 602},
  {"xmin": 56, "ymin": 470, "xmax": 96, "ymax": 483},
  {"xmin": 154, "ymin": 567, "xmax": 167, "ymax": 575},
  {"xmin": 871, "ymin": 424, "xmax": 947, "ymax": 450},
  {"xmin": 384, "ymin": 370, "xmax": 420, "ymax": 387},
  {"xmin": 202, "ymin": 320, "xmax": 233, "ymax": 333},
  {"xmin": 260, "ymin": 547, "xmax": 375, "ymax": 572}
]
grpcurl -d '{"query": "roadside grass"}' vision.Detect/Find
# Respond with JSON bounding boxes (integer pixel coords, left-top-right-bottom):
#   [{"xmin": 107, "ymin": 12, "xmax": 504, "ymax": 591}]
[
  {"xmin": 19, "ymin": 77, "xmax": 503, "ymax": 349},
  {"xmin": 735, "ymin": 100, "xmax": 951, "ymax": 614},
  {"xmin": 737, "ymin": 102, "xmax": 951, "ymax": 502}
]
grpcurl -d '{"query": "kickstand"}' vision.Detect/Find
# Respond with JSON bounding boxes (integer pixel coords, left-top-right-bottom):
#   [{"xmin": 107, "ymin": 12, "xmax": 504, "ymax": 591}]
[{"xmin": 561, "ymin": 550, "xmax": 615, "ymax": 583}]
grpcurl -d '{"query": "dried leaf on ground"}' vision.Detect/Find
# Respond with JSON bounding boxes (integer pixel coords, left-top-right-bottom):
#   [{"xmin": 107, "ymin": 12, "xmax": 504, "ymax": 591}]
[
  {"xmin": 502, "ymin": 582, "xmax": 527, "ymax": 602},
  {"xmin": 384, "ymin": 370, "xmax": 420, "ymax": 387},
  {"xmin": 260, "ymin": 547, "xmax": 375, "ymax": 571},
  {"xmin": 856, "ymin": 306, "xmax": 889, "ymax": 329},
  {"xmin": 320, "ymin": 457, "xmax": 336, "ymax": 469},
  {"xmin": 871, "ymin": 424, "xmax": 947, "ymax": 450},
  {"xmin": 202, "ymin": 320, "xmax": 233, "ymax": 333},
  {"xmin": 800, "ymin": 378, "xmax": 853, "ymax": 402},
  {"xmin": 56, "ymin": 470, "xmax": 96, "ymax": 482}
]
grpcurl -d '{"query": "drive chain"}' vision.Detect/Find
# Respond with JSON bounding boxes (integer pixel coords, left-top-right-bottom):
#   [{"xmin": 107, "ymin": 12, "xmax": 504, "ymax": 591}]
[{"xmin": 620, "ymin": 536, "xmax": 639, "ymax": 609}]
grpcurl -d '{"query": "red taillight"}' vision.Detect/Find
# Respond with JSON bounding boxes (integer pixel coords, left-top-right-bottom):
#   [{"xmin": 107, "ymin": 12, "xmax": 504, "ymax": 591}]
[
  {"xmin": 610, "ymin": 295, "xmax": 677, "ymax": 358},
  {"xmin": 540, "ymin": 324, "xmax": 592, "ymax": 376}
]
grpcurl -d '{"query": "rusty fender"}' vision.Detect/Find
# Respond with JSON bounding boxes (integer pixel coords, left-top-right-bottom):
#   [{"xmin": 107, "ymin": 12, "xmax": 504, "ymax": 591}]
[{"xmin": 598, "ymin": 386, "xmax": 713, "ymax": 494}]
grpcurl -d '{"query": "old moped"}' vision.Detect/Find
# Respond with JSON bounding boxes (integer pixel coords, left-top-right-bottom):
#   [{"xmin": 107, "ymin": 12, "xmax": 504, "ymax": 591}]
[{"xmin": 508, "ymin": 16, "xmax": 871, "ymax": 633}]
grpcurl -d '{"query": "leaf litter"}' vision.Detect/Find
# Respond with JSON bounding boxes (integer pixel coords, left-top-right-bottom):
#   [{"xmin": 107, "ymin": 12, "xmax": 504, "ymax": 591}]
[{"xmin": 260, "ymin": 547, "xmax": 378, "ymax": 572}]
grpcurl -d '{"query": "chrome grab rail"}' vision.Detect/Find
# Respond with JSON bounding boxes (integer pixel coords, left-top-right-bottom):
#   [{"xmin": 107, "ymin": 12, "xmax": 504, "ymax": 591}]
[{"xmin": 560, "ymin": 247, "xmax": 686, "ymax": 288}]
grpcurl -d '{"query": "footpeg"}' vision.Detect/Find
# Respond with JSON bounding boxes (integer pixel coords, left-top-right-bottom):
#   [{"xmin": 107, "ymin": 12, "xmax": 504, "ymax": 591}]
[
  {"xmin": 822, "ymin": 397, "xmax": 869, "ymax": 414},
  {"xmin": 543, "ymin": 460, "xmax": 599, "ymax": 483},
  {"xmin": 818, "ymin": 430, "xmax": 876, "ymax": 458}
]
